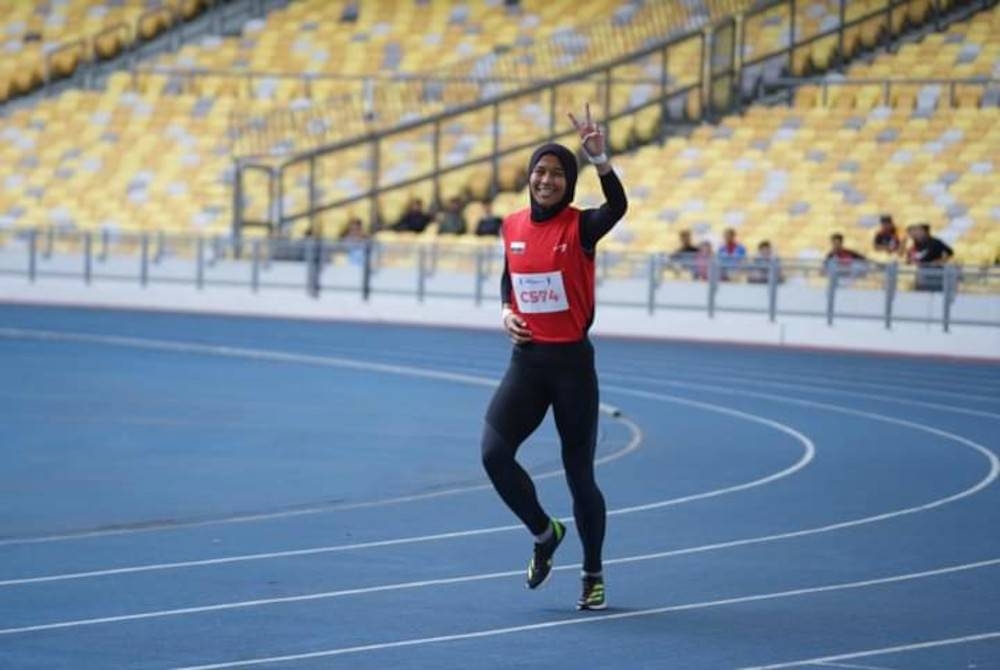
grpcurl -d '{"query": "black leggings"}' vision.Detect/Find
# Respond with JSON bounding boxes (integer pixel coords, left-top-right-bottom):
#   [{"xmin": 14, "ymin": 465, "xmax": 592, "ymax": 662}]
[{"xmin": 481, "ymin": 338, "xmax": 606, "ymax": 574}]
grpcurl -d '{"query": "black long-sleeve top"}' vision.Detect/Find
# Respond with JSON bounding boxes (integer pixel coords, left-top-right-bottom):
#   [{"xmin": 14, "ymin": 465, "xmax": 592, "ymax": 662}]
[{"xmin": 500, "ymin": 169, "xmax": 627, "ymax": 304}]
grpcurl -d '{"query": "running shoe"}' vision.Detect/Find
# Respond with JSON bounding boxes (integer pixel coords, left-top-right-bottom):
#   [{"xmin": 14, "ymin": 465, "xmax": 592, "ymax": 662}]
[
  {"xmin": 525, "ymin": 519, "xmax": 566, "ymax": 589},
  {"xmin": 576, "ymin": 575, "xmax": 606, "ymax": 610}
]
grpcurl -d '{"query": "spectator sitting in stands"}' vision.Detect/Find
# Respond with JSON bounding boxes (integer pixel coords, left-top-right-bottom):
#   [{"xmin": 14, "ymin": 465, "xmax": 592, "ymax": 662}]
[
  {"xmin": 824, "ymin": 233, "xmax": 867, "ymax": 278},
  {"xmin": 694, "ymin": 240, "xmax": 713, "ymax": 281},
  {"xmin": 437, "ymin": 197, "xmax": 468, "ymax": 236},
  {"xmin": 670, "ymin": 228, "xmax": 699, "ymax": 277},
  {"xmin": 672, "ymin": 229, "xmax": 699, "ymax": 257},
  {"xmin": 873, "ymin": 214, "xmax": 902, "ymax": 255},
  {"xmin": 475, "ymin": 200, "xmax": 503, "ymax": 236},
  {"xmin": 717, "ymin": 227, "xmax": 746, "ymax": 280},
  {"xmin": 393, "ymin": 198, "xmax": 433, "ymax": 233},
  {"xmin": 907, "ymin": 223, "xmax": 953, "ymax": 267},
  {"xmin": 907, "ymin": 223, "xmax": 954, "ymax": 292},
  {"xmin": 746, "ymin": 240, "xmax": 783, "ymax": 284},
  {"xmin": 339, "ymin": 216, "xmax": 368, "ymax": 242}
]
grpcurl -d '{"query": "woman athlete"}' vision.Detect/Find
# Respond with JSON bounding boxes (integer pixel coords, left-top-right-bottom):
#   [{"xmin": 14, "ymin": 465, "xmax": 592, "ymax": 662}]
[{"xmin": 481, "ymin": 104, "xmax": 627, "ymax": 611}]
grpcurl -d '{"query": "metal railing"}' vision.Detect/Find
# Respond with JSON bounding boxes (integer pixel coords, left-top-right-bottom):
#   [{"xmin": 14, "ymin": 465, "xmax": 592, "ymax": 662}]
[
  {"xmin": 2, "ymin": 229, "xmax": 997, "ymax": 332},
  {"xmin": 231, "ymin": 0, "xmax": 995, "ymax": 238},
  {"xmin": 233, "ymin": 24, "xmax": 713, "ymax": 236},
  {"xmin": 138, "ymin": 0, "xmax": 744, "ymax": 153}
]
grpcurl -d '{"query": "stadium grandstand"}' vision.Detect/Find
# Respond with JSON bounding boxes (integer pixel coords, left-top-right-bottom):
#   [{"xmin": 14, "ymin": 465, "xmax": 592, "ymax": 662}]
[{"xmin": 0, "ymin": 0, "xmax": 997, "ymax": 316}]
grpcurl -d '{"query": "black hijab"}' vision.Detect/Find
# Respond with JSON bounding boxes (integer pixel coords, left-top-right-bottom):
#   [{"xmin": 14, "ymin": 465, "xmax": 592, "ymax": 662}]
[{"xmin": 528, "ymin": 143, "xmax": 578, "ymax": 222}]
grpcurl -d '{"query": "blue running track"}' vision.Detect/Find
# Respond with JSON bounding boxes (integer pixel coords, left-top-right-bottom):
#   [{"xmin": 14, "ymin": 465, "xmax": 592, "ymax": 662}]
[{"xmin": 1, "ymin": 304, "xmax": 998, "ymax": 669}]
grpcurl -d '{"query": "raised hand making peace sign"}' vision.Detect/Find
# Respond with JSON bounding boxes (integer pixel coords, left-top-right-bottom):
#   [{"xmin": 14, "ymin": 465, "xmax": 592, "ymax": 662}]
[{"xmin": 567, "ymin": 102, "xmax": 608, "ymax": 167}]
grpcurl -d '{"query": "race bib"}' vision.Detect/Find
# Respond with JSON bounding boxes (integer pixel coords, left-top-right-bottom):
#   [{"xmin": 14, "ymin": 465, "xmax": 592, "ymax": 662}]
[{"xmin": 511, "ymin": 271, "xmax": 569, "ymax": 314}]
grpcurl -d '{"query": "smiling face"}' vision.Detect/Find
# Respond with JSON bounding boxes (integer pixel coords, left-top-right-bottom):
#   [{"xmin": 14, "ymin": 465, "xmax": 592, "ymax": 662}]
[{"xmin": 529, "ymin": 154, "xmax": 567, "ymax": 208}]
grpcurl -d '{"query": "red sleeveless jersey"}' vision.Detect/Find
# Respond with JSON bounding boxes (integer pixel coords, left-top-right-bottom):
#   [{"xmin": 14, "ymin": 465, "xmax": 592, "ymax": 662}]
[{"xmin": 502, "ymin": 206, "xmax": 595, "ymax": 343}]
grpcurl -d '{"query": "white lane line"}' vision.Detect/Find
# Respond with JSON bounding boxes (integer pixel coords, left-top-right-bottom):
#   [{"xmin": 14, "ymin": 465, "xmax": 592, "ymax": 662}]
[
  {"xmin": 602, "ymin": 381, "xmax": 1000, "ymax": 494},
  {"xmin": 601, "ymin": 349, "xmax": 1000, "ymax": 395},
  {"xmin": 0, "ymin": 327, "xmax": 501, "ymax": 390},
  {"xmin": 163, "ymin": 559, "xmax": 1000, "ymax": 669},
  {"xmin": 811, "ymin": 663, "xmax": 897, "ymax": 670},
  {"xmin": 0, "ymin": 400, "xmax": 812, "ymax": 587},
  {"xmin": 660, "ymin": 366, "xmax": 1000, "ymax": 404},
  {"xmin": 279, "ymin": 337, "xmax": 1000, "ymax": 388},
  {"xmin": 0, "ymin": 430, "xmax": 814, "ymax": 631},
  {"xmin": 7, "ymin": 358, "xmax": 998, "ymax": 589},
  {"xmin": 0, "ymin": 416, "xmax": 634, "ymax": 548},
  {"xmin": 4, "ymin": 394, "xmax": 994, "ymax": 633},
  {"xmin": 0, "ymin": 326, "xmax": 639, "ymax": 546},
  {"xmin": 738, "ymin": 631, "xmax": 1000, "ymax": 670},
  {"xmin": 603, "ymin": 370, "xmax": 1000, "ymax": 421}
]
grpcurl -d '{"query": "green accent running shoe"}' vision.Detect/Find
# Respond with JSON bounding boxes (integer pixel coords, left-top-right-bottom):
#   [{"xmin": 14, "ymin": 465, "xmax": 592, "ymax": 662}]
[
  {"xmin": 576, "ymin": 575, "xmax": 606, "ymax": 611},
  {"xmin": 525, "ymin": 519, "xmax": 566, "ymax": 590}
]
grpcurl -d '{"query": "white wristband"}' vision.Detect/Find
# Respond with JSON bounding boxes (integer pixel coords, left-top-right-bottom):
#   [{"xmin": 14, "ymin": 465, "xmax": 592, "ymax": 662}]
[{"xmin": 584, "ymin": 149, "xmax": 608, "ymax": 165}]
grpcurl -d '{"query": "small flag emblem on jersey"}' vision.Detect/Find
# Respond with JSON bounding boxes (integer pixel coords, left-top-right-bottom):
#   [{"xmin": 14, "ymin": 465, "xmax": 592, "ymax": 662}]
[{"xmin": 510, "ymin": 241, "xmax": 526, "ymax": 254}]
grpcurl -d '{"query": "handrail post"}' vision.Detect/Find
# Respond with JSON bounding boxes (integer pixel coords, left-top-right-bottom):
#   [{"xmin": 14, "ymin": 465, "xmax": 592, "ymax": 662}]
[
  {"xmin": 708, "ymin": 256, "xmax": 719, "ymax": 318},
  {"xmin": 140, "ymin": 232, "xmax": 150, "ymax": 287},
  {"xmin": 308, "ymin": 156, "xmax": 318, "ymax": 235},
  {"xmin": 884, "ymin": 261, "xmax": 898, "ymax": 329},
  {"xmin": 28, "ymin": 229, "xmax": 38, "ymax": 282},
  {"xmin": 767, "ymin": 257, "xmax": 779, "ymax": 322},
  {"xmin": 369, "ymin": 137, "xmax": 380, "ymax": 231},
  {"xmin": 474, "ymin": 247, "xmax": 486, "ymax": 306},
  {"xmin": 432, "ymin": 119, "xmax": 441, "ymax": 207},
  {"xmin": 83, "ymin": 231, "xmax": 92, "ymax": 285},
  {"xmin": 417, "ymin": 245, "xmax": 427, "ymax": 303},
  {"xmin": 646, "ymin": 253, "xmax": 659, "ymax": 315},
  {"xmin": 942, "ymin": 265, "xmax": 958, "ymax": 332},
  {"xmin": 100, "ymin": 227, "xmax": 110, "ymax": 262},
  {"xmin": 251, "ymin": 239, "xmax": 261, "ymax": 293},
  {"xmin": 274, "ymin": 164, "xmax": 285, "ymax": 236},
  {"xmin": 44, "ymin": 226, "xmax": 55, "ymax": 259},
  {"xmin": 659, "ymin": 43, "xmax": 669, "ymax": 139},
  {"xmin": 232, "ymin": 157, "xmax": 243, "ymax": 240},
  {"xmin": 361, "ymin": 240, "xmax": 373, "ymax": 301},
  {"xmin": 825, "ymin": 261, "xmax": 838, "ymax": 326},
  {"xmin": 196, "ymin": 236, "xmax": 205, "ymax": 289}
]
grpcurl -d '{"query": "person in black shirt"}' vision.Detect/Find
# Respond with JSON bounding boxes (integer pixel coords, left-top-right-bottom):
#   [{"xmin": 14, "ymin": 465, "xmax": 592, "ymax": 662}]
[
  {"xmin": 393, "ymin": 198, "xmax": 433, "ymax": 233},
  {"xmin": 475, "ymin": 200, "xmax": 503, "ymax": 236},
  {"xmin": 437, "ymin": 196, "xmax": 468, "ymax": 235},
  {"xmin": 672, "ymin": 229, "xmax": 698, "ymax": 256},
  {"xmin": 670, "ymin": 229, "xmax": 699, "ymax": 278},
  {"xmin": 824, "ymin": 233, "xmax": 867, "ymax": 278},
  {"xmin": 873, "ymin": 214, "xmax": 901, "ymax": 255},
  {"xmin": 908, "ymin": 223, "xmax": 954, "ymax": 291},
  {"xmin": 909, "ymin": 223, "xmax": 953, "ymax": 265}
]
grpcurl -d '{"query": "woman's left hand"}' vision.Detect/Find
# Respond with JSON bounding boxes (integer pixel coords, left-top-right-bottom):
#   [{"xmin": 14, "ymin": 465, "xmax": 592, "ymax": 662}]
[{"xmin": 568, "ymin": 103, "xmax": 605, "ymax": 159}]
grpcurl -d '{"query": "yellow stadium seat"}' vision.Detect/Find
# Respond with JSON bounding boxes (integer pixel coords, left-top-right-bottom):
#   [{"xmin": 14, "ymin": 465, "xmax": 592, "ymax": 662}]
[
  {"xmin": 49, "ymin": 47, "xmax": 83, "ymax": 80},
  {"xmin": 177, "ymin": 0, "xmax": 206, "ymax": 22},
  {"xmin": 138, "ymin": 9, "xmax": 172, "ymax": 41},
  {"xmin": 809, "ymin": 37, "xmax": 838, "ymax": 73},
  {"xmin": 908, "ymin": 0, "xmax": 932, "ymax": 27},
  {"xmin": 94, "ymin": 30, "xmax": 126, "ymax": 60}
]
